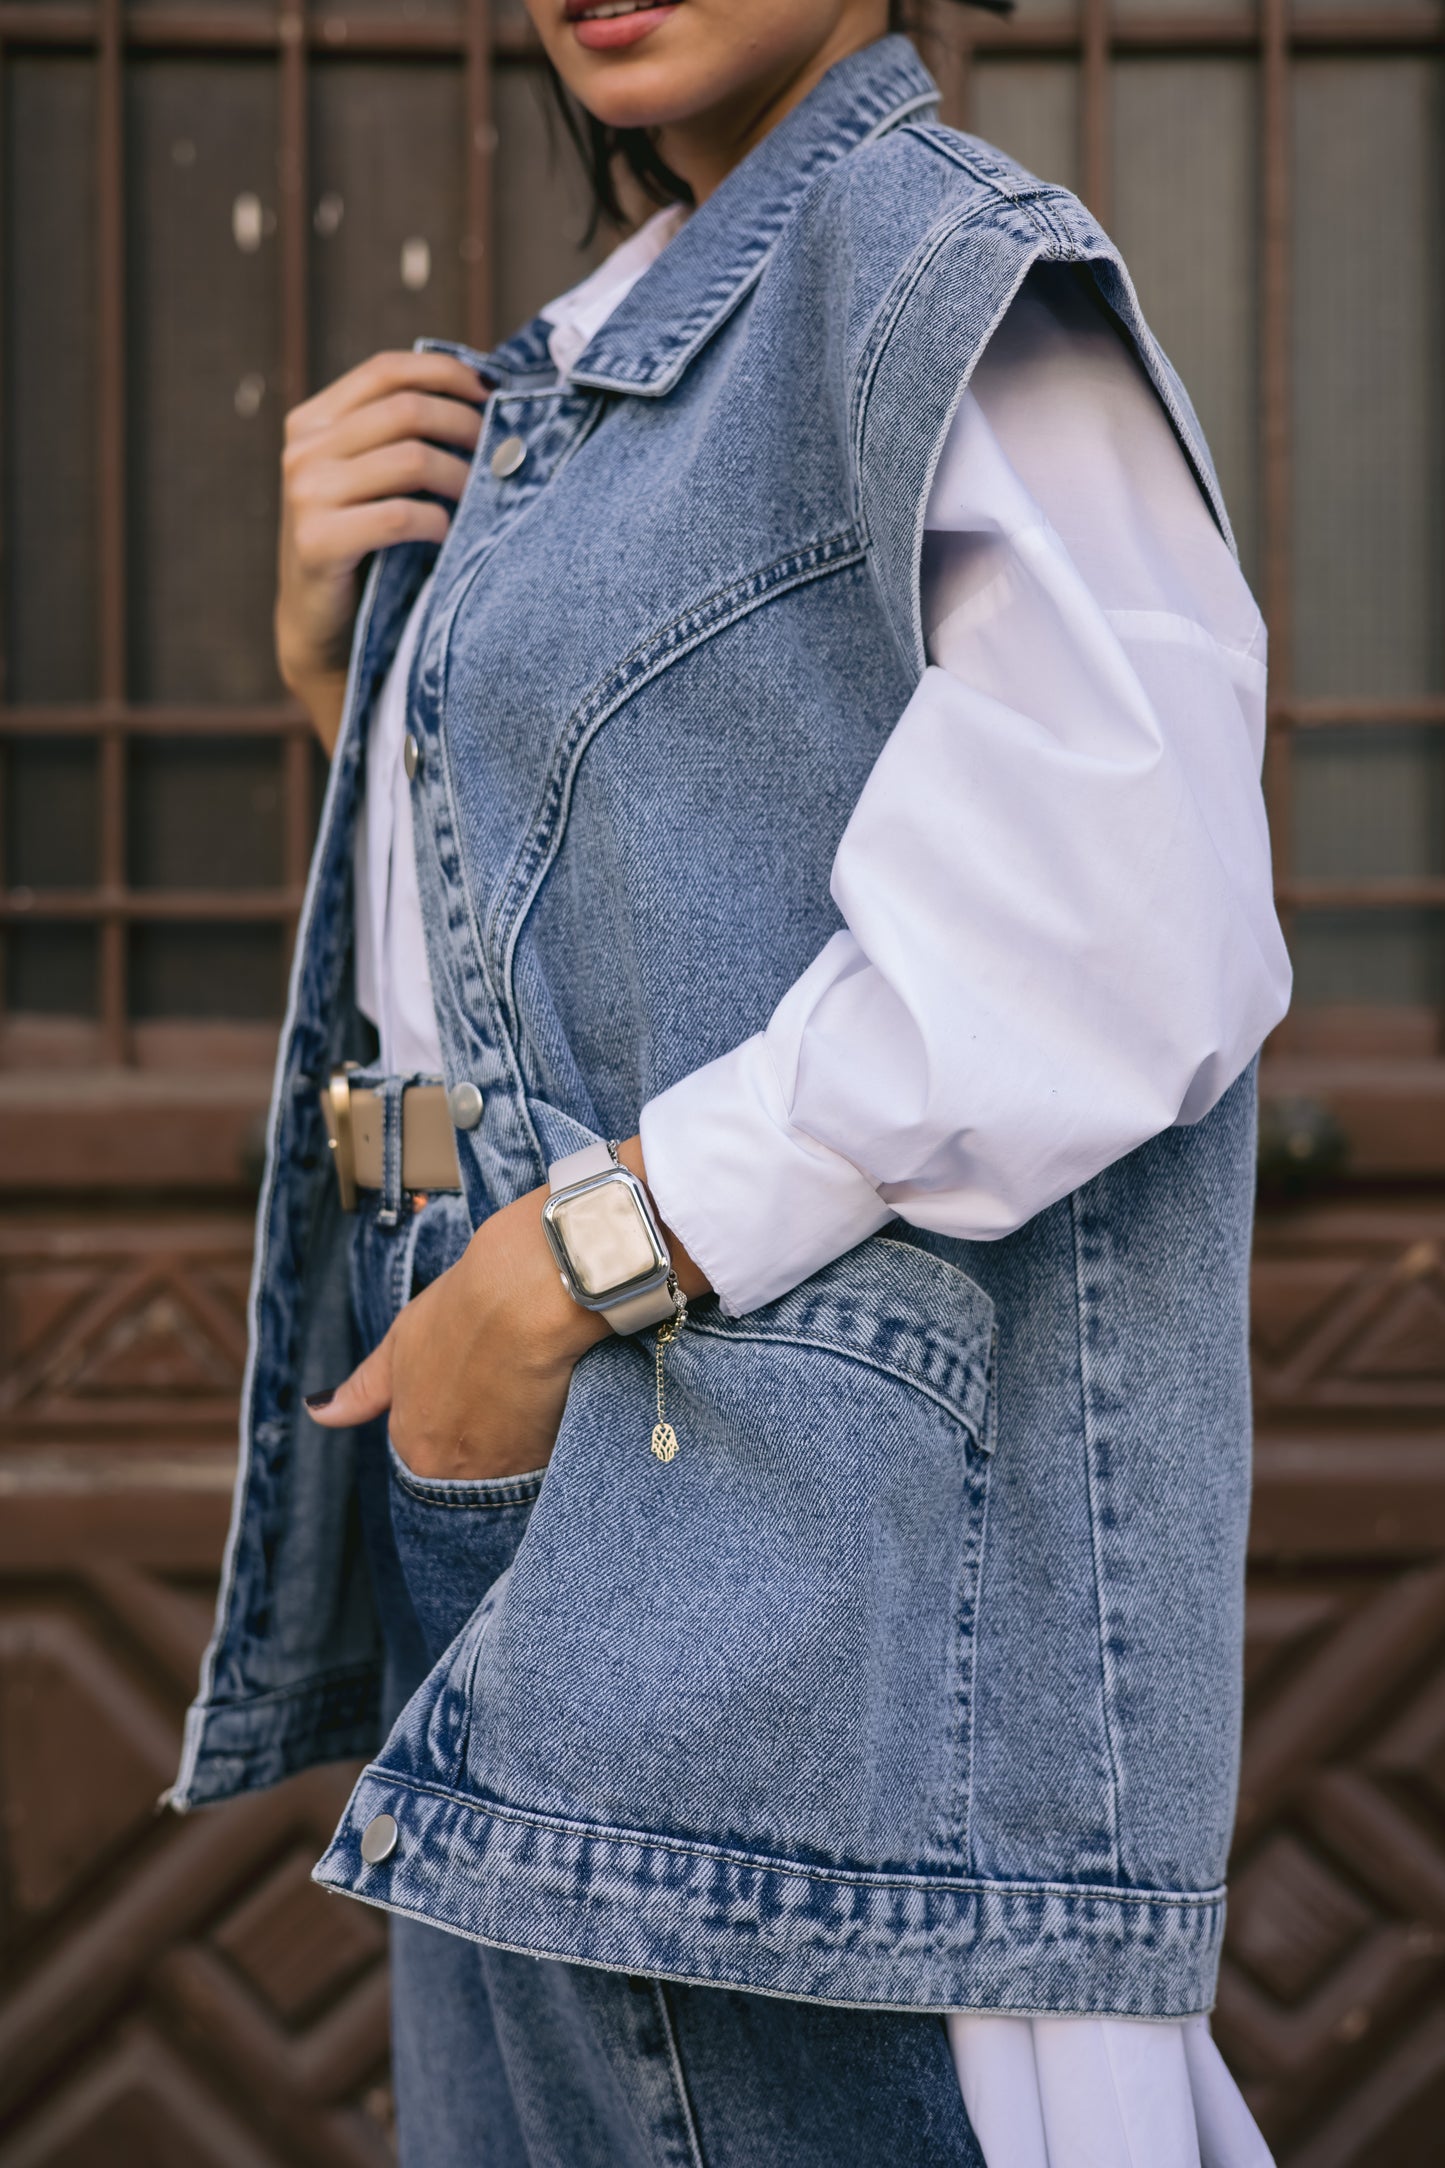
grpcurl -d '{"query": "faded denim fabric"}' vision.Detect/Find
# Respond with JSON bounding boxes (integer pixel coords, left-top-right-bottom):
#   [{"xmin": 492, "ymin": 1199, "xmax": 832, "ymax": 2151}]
[
  {"xmin": 173, "ymin": 36, "xmax": 1258, "ymax": 2020},
  {"xmin": 358, "ymin": 1195, "xmax": 983, "ymax": 2167}
]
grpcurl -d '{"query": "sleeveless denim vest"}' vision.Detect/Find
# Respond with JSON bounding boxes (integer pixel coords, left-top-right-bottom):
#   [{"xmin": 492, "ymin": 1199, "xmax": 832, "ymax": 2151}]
[{"xmin": 173, "ymin": 37, "xmax": 1258, "ymax": 2020}]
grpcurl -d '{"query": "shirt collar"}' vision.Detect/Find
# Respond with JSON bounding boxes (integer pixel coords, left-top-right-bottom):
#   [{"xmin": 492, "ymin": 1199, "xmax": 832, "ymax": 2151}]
[
  {"xmin": 540, "ymin": 204, "xmax": 691, "ymax": 382},
  {"xmin": 484, "ymin": 35, "xmax": 937, "ymax": 400}
]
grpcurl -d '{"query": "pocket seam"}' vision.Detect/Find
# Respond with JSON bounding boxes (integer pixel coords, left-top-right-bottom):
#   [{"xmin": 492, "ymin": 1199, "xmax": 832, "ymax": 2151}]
[
  {"xmin": 684, "ymin": 1233, "xmax": 996, "ymax": 1447},
  {"xmin": 685, "ymin": 1317, "xmax": 990, "ymax": 1449},
  {"xmin": 387, "ymin": 1436, "xmax": 547, "ymax": 1510}
]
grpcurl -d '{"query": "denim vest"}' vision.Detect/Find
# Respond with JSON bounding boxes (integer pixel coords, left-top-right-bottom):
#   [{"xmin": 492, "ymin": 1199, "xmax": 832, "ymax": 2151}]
[{"xmin": 174, "ymin": 37, "xmax": 1258, "ymax": 2020}]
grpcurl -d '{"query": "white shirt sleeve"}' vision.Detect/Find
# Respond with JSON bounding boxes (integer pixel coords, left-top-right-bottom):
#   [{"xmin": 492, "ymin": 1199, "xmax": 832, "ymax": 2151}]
[{"xmin": 641, "ymin": 266, "xmax": 1292, "ymax": 1318}]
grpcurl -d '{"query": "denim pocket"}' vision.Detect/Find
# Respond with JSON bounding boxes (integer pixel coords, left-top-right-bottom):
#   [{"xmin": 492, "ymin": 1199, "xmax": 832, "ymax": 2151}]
[
  {"xmin": 386, "ymin": 1440, "xmax": 547, "ymax": 1665},
  {"xmin": 452, "ymin": 1233, "xmax": 996, "ymax": 1873}
]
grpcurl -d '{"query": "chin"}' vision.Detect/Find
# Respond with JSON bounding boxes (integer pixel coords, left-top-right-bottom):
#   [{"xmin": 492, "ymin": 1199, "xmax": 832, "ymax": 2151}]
[{"xmin": 564, "ymin": 61, "xmax": 719, "ymax": 135}]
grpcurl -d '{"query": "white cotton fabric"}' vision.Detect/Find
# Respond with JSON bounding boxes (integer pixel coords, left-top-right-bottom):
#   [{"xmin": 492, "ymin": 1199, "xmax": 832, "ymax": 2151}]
[
  {"xmin": 640, "ymin": 264, "xmax": 1289, "ymax": 1316},
  {"xmin": 355, "ymin": 205, "xmax": 1281, "ymax": 2168},
  {"xmin": 354, "ymin": 565, "xmax": 441, "ymax": 1077},
  {"xmin": 948, "ymin": 2014, "xmax": 1276, "ymax": 2168}
]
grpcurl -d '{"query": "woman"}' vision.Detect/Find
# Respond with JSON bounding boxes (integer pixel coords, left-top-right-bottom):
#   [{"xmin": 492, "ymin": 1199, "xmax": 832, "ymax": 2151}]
[{"xmin": 173, "ymin": 3, "xmax": 1290, "ymax": 2161}]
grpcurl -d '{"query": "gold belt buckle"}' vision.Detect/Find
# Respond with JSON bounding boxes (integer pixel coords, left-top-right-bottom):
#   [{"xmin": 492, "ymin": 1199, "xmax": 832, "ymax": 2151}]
[{"xmin": 323, "ymin": 1064, "xmax": 360, "ymax": 1211}]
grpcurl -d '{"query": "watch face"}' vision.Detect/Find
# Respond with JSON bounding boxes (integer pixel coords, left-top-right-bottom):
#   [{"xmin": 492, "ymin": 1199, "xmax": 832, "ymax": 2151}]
[{"xmin": 549, "ymin": 1178, "xmax": 662, "ymax": 1298}]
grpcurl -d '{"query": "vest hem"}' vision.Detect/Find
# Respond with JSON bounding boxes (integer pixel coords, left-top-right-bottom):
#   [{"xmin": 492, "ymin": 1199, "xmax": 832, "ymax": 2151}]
[
  {"xmin": 311, "ymin": 1766, "xmax": 1225, "ymax": 2017},
  {"xmin": 168, "ymin": 1663, "xmax": 382, "ymax": 1811}
]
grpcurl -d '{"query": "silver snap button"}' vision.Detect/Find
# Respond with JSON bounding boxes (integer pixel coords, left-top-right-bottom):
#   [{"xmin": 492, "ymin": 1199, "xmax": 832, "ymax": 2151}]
[
  {"xmin": 360, "ymin": 1812, "xmax": 399, "ymax": 1865},
  {"xmin": 490, "ymin": 433, "xmax": 526, "ymax": 479},
  {"xmin": 447, "ymin": 1080, "xmax": 485, "ymax": 1131},
  {"xmin": 403, "ymin": 733, "xmax": 421, "ymax": 781}
]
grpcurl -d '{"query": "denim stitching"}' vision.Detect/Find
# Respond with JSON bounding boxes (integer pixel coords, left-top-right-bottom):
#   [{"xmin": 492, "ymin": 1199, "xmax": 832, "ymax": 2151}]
[
  {"xmin": 685, "ymin": 1320, "xmax": 987, "ymax": 1447},
  {"xmin": 389, "ymin": 1464, "xmax": 546, "ymax": 1512},
  {"xmin": 1071, "ymin": 1189, "xmax": 1124, "ymax": 1881},
  {"xmin": 492, "ymin": 535, "xmax": 866, "ymax": 992},
  {"xmin": 652, "ymin": 1983, "xmax": 708, "ymax": 2168},
  {"xmin": 961, "ymin": 1414, "xmax": 993, "ymax": 1877},
  {"xmin": 340, "ymin": 1767, "xmax": 1226, "ymax": 1907}
]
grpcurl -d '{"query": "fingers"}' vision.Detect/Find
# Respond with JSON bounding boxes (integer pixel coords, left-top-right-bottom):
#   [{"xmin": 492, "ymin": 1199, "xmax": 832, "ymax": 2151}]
[
  {"xmin": 287, "ymin": 350, "xmax": 487, "ymax": 442},
  {"xmin": 276, "ymin": 349, "xmax": 486, "ymax": 721},
  {"xmin": 298, "ymin": 438, "xmax": 475, "ymax": 514},
  {"xmin": 304, "ymin": 1331, "xmax": 395, "ymax": 1428},
  {"xmin": 322, "ymin": 388, "xmax": 484, "ymax": 462},
  {"xmin": 289, "ymin": 497, "xmax": 453, "ymax": 580}
]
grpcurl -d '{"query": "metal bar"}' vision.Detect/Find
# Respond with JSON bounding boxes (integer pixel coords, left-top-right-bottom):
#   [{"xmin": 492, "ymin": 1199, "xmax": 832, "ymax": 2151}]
[
  {"xmin": 1277, "ymin": 881, "xmax": 1445, "ymax": 911},
  {"xmin": 6, "ymin": 697, "xmax": 1437, "ymax": 739},
  {"xmin": 277, "ymin": 0, "xmax": 307, "ymax": 410},
  {"xmin": 0, "ymin": 705, "xmax": 313, "ymax": 735},
  {"xmin": 1080, "ymin": 0, "xmax": 1111, "ymax": 228},
  {"xmin": 96, "ymin": 0, "xmax": 127, "ymax": 1063},
  {"xmin": 2, "ymin": 5, "xmax": 1439, "ymax": 57},
  {"xmin": 8, "ymin": 695, "xmax": 1435, "ymax": 742},
  {"xmin": 9, "ymin": 876, "xmax": 1444, "ymax": 925},
  {"xmin": 464, "ymin": 0, "xmax": 493, "ymax": 352},
  {"xmin": 277, "ymin": 0, "xmax": 311, "ymax": 1003},
  {"xmin": 1259, "ymin": 0, "xmax": 1293, "ymax": 969},
  {"xmin": 0, "ymin": 37, "xmax": 8, "ymax": 1021},
  {"xmin": 1277, "ymin": 699, "xmax": 1445, "ymax": 730},
  {"xmin": 0, "ymin": 7, "xmax": 543, "ymax": 56},
  {"xmin": 0, "ymin": 889, "xmax": 307, "ymax": 922},
  {"xmin": 923, "ymin": 0, "xmax": 973, "ymax": 133},
  {"xmin": 281, "ymin": 734, "xmax": 312, "ymax": 989}
]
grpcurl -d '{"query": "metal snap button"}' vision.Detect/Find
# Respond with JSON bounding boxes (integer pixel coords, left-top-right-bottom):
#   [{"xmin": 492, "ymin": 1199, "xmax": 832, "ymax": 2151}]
[
  {"xmin": 447, "ymin": 1080, "xmax": 485, "ymax": 1131},
  {"xmin": 490, "ymin": 433, "xmax": 527, "ymax": 479},
  {"xmin": 360, "ymin": 1812, "xmax": 399, "ymax": 1864},
  {"xmin": 403, "ymin": 733, "xmax": 421, "ymax": 781}
]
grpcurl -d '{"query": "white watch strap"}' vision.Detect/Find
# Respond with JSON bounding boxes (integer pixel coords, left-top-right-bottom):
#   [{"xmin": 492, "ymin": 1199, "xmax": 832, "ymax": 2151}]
[
  {"xmin": 548, "ymin": 1142, "xmax": 615, "ymax": 1188},
  {"xmin": 547, "ymin": 1143, "xmax": 677, "ymax": 1335},
  {"xmin": 596, "ymin": 1281, "xmax": 678, "ymax": 1333}
]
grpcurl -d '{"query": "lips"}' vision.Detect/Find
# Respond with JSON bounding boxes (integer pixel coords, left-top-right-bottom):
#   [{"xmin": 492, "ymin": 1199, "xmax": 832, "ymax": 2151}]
[
  {"xmin": 564, "ymin": 0, "xmax": 681, "ymax": 50},
  {"xmin": 564, "ymin": 1, "xmax": 678, "ymax": 19}
]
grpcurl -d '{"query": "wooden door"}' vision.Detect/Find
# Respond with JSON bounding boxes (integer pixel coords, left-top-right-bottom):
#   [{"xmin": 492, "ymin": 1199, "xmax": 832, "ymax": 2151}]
[{"xmin": 1, "ymin": 5, "xmax": 1441, "ymax": 2161}]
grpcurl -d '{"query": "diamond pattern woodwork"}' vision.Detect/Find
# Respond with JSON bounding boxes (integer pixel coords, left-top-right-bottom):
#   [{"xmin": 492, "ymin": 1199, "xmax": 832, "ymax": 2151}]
[
  {"xmin": 0, "ymin": 1518, "xmax": 392, "ymax": 2167},
  {"xmin": 0, "ymin": 1215, "xmax": 251, "ymax": 1448},
  {"xmin": 1252, "ymin": 1209, "xmax": 1445, "ymax": 1416},
  {"xmin": 1, "ymin": 1200, "xmax": 1443, "ymax": 2164}
]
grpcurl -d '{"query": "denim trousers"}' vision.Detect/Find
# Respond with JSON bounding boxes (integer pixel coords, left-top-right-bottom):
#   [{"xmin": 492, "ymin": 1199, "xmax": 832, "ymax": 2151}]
[{"xmin": 348, "ymin": 1194, "xmax": 983, "ymax": 2168}]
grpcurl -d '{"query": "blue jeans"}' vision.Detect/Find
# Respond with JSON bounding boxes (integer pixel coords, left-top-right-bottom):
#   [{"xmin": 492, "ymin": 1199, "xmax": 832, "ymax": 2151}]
[{"xmin": 349, "ymin": 1196, "xmax": 982, "ymax": 2167}]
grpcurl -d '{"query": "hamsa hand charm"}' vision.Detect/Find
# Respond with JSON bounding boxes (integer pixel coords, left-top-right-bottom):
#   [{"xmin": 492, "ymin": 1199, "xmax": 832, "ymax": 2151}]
[{"xmin": 651, "ymin": 1421, "xmax": 679, "ymax": 1464}]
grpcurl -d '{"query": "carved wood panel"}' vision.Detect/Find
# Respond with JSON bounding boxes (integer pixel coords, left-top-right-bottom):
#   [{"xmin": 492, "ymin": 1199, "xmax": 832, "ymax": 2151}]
[
  {"xmin": 1222, "ymin": 1200, "xmax": 1445, "ymax": 2165},
  {"xmin": 1, "ymin": 1197, "xmax": 1443, "ymax": 2163}
]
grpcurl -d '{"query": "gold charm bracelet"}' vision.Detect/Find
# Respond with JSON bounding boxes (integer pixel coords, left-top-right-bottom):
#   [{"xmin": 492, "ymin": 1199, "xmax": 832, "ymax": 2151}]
[{"xmin": 651, "ymin": 1277, "xmax": 687, "ymax": 1463}]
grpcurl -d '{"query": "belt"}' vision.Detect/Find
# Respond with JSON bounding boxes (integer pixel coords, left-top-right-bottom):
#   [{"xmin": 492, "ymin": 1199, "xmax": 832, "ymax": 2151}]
[{"xmin": 320, "ymin": 1067, "xmax": 465, "ymax": 1209}]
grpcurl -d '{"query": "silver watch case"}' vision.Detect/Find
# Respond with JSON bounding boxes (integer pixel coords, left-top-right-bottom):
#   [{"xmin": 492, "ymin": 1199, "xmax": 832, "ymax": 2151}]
[{"xmin": 540, "ymin": 1161, "xmax": 672, "ymax": 1313}]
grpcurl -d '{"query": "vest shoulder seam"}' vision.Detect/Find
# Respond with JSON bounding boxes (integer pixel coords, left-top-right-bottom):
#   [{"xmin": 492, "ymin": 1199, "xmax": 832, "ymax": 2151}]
[{"xmin": 896, "ymin": 120, "xmax": 1080, "ymax": 255}]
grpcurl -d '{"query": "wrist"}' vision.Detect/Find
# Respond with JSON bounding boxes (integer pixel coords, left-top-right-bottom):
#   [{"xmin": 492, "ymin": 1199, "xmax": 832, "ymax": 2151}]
[
  {"xmin": 489, "ymin": 1185, "xmax": 611, "ymax": 1364},
  {"xmin": 614, "ymin": 1136, "xmax": 711, "ymax": 1303}
]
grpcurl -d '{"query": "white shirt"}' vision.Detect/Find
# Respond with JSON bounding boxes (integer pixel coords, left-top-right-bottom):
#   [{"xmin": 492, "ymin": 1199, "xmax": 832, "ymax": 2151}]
[{"xmin": 356, "ymin": 206, "xmax": 1285, "ymax": 2168}]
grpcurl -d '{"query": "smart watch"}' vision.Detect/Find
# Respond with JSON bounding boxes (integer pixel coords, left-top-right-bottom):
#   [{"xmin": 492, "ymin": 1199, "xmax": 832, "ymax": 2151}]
[{"xmin": 542, "ymin": 1142, "xmax": 679, "ymax": 1334}]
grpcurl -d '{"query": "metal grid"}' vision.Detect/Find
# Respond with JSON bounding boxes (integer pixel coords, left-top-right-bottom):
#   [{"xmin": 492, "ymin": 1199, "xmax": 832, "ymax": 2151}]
[
  {"xmin": 0, "ymin": 0, "xmax": 505, "ymax": 1065},
  {"xmin": 924, "ymin": 0, "xmax": 1445, "ymax": 964},
  {"xmin": 0, "ymin": 2, "xmax": 1441, "ymax": 1073}
]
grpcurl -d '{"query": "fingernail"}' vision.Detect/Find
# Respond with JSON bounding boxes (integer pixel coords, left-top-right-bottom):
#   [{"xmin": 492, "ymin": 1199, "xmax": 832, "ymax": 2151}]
[{"xmin": 304, "ymin": 1387, "xmax": 338, "ymax": 1412}]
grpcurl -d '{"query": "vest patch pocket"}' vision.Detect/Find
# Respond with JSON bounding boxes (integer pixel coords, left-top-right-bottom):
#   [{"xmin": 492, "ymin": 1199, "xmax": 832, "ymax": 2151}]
[
  {"xmin": 449, "ymin": 1234, "xmax": 996, "ymax": 1875},
  {"xmin": 386, "ymin": 1437, "xmax": 547, "ymax": 1667}
]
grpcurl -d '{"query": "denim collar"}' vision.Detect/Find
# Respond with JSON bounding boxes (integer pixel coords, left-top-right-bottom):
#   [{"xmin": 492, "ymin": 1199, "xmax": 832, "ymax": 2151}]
[{"xmin": 484, "ymin": 35, "xmax": 938, "ymax": 400}]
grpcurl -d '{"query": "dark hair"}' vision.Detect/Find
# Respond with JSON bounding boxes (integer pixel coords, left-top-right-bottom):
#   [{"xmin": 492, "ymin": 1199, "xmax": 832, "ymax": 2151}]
[{"xmin": 544, "ymin": 2, "xmax": 1014, "ymax": 238}]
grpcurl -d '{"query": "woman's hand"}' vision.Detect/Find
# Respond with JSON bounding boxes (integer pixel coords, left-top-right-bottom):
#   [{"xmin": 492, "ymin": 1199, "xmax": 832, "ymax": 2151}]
[
  {"xmin": 302, "ymin": 1140, "xmax": 712, "ymax": 1482},
  {"xmin": 276, "ymin": 350, "xmax": 488, "ymax": 751},
  {"xmin": 304, "ymin": 1179, "xmax": 610, "ymax": 1481}
]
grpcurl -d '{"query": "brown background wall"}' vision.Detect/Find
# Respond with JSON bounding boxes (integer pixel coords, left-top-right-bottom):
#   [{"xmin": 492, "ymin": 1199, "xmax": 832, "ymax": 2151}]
[{"xmin": 1, "ymin": 3, "xmax": 1443, "ymax": 2162}]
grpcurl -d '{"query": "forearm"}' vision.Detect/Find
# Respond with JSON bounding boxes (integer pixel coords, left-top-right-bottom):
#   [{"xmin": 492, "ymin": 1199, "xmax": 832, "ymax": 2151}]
[{"xmin": 282, "ymin": 655, "xmax": 347, "ymax": 754}]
